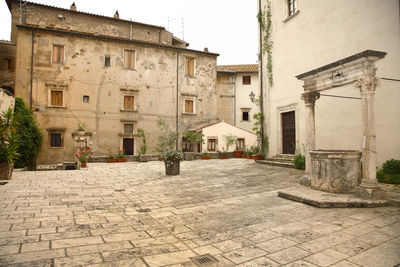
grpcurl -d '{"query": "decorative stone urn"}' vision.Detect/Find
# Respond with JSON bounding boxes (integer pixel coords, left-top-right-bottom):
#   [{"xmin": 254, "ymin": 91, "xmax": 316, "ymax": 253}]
[
  {"xmin": 165, "ymin": 160, "xmax": 180, "ymax": 176},
  {"xmin": 310, "ymin": 150, "xmax": 362, "ymax": 193},
  {"xmin": 0, "ymin": 164, "xmax": 13, "ymax": 180}
]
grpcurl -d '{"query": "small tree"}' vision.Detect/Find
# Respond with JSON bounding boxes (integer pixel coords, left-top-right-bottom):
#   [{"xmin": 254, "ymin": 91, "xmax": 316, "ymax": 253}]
[
  {"xmin": 223, "ymin": 134, "xmax": 236, "ymax": 151},
  {"xmin": 183, "ymin": 130, "xmax": 204, "ymax": 152},
  {"xmin": 137, "ymin": 128, "xmax": 147, "ymax": 155},
  {"xmin": 14, "ymin": 98, "xmax": 43, "ymax": 170},
  {"xmin": 156, "ymin": 117, "xmax": 178, "ymax": 154}
]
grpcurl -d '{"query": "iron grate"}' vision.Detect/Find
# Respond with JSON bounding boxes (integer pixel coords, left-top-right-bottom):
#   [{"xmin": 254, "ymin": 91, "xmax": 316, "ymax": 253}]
[{"xmin": 190, "ymin": 254, "xmax": 218, "ymax": 266}]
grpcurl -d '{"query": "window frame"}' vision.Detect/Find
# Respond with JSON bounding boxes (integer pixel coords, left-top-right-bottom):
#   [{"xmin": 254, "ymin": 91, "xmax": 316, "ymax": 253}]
[
  {"xmin": 50, "ymin": 90, "xmax": 64, "ymax": 107},
  {"xmin": 82, "ymin": 95, "xmax": 90, "ymax": 103},
  {"xmin": 207, "ymin": 138, "xmax": 217, "ymax": 152},
  {"xmin": 185, "ymin": 57, "xmax": 195, "ymax": 77},
  {"xmin": 52, "ymin": 44, "xmax": 65, "ymax": 64},
  {"xmin": 124, "ymin": 123, "xmax": 134, "ymax": 134},
  {"xmin": 242, "ymin": 111, "xmax": 249, "ymax": 121},
  {"xmin": 237, "ymin": 138, "xmax": 245, "ymax": 150},
  {"xmin": 182, "ymin": 96, "xmax": 196, "ymax": 115},
  {"xmin": 123, "ymin": 95, "xmax": 135, "ymax": 111},
  {"xmin": 49, "ymin": 132, "xmax": 63, "ymax": 148},
  {"xmin": 242, "ymin": 75, "xmax": 251, "ymax": 85},
  {"xmin": 124, "ymin": 50, "xmax": 136, "ymax": 70},
  {"xmin": 3, "ymin": 58, "xmax": 12, "ymax": 71},
  {"xmin": 104, "ymin": 55, "xmax": 111, "ymax": 67}
]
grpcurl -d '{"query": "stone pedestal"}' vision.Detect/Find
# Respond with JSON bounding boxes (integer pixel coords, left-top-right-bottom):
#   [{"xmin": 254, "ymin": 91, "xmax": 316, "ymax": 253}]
[{"xmin": 310, "ymin": 150, "xmax": 362, "ymax": 193}]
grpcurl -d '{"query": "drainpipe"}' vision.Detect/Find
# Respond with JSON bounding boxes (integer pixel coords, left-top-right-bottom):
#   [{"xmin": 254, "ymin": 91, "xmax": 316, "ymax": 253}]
[
  {"xmin": 233, "ymin": 73, "xmax": 238, "ymax": 126},
  {"xmin": 30, "ymin": 29, "xmax": 34, "ymax": 110},
  {"xmin": 176, "ymin": 51, "xmax": 179, "ymax": 150},
  {"xmin": 258, "ymin": 0, "xmax": 265, "ymax": 153}
]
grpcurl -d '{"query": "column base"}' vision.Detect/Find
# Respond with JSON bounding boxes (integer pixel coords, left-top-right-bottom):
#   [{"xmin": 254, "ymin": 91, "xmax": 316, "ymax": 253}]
[
  {"xmin": 354, "ymin": 183, "xmax": 386, "ymax": 200},
  {"xmin": 299, "ymin": 174, "xmax": 311, "ymax": 187}
]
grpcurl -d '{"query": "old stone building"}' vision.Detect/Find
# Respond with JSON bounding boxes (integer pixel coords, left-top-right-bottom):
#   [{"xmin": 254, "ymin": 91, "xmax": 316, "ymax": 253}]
[
  {"xmin": 216, "ymin": 64, "xmax": 260, "ymax": 132},
  {"xmin": 5, "ymin": 0, "xmax": 219, "ymax": 164},
  {"xmin": 259, "ymin": 0, "xmax": 400, "ymax": 167}
]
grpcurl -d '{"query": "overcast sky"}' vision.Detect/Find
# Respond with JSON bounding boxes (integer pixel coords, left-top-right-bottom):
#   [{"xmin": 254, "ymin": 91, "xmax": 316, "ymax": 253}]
[{"xmin": 0, "ymin": 0, "xmax": 259, "ymax": 65}]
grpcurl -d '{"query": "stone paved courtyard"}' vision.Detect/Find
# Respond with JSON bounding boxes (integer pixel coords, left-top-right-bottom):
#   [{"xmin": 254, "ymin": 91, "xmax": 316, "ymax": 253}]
[{"xmin": 0, "ymin": 159, "xmax": 399, "ymax": 267}]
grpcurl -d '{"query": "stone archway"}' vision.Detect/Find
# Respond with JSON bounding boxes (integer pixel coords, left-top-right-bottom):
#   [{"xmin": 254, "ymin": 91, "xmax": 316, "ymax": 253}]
[{"xmin": 296, "ymin": 50, "xmax": 387, "ymax": 198}]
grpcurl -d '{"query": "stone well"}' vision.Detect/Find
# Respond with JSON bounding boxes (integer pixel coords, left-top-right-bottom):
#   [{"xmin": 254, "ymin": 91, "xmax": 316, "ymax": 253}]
[{"xmin": 310, "ymin": 150, "xmax": 362, "ymax": 193}]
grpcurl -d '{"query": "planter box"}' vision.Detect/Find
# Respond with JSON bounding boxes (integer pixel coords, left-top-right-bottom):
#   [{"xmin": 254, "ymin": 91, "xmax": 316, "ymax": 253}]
[
  {"xmin": 252, "ymin": 155, "xmax": 262, "ymax": 161},
  {"xmin": 107, "ymin": 158, "xmax": 117, "ymax": 163},
  {"xmin": 234, "ymin": 150, "xmax": 242, "ymax": 158},
  {"xmin": 246, "ymin": 154, "xmax": 252, "ymax": 159},
  {"xmin": 219, "ymin": 155, "xmax": 229, "ymax": 159},
  {"xmin": 0, "ymin": 164, "xmax": 13, "ymax": 180},
  {"xmin": 310, "ymin": 150, "xmax": 362, "ymax": 193},
  {"xmin": 117, "ymin": 158, "xmax": 127, "ymax": 162},
  {"xmin": 201, "ymin": 155, "xmax": 210, "ymax": 160},
  {"xmin": 165, "ymin": 160, "xmax": 180, "ymax": 176},
  {"xmin": 241, "ymin": 154, "xmax": 247, "ymax": 158}
]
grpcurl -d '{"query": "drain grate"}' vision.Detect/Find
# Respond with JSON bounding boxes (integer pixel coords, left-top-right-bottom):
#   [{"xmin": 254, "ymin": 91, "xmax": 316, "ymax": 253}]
[{"xmin": 190, "ymin": 254, "xmax": 218, "ymax": 266}]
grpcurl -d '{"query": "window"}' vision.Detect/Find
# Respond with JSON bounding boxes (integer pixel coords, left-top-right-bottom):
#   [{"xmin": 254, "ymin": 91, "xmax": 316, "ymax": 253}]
[
  {"xmin": 3, "ymin": 59, "xmax": 11, "ymax": 71},
  {"xmin": 124, "ymin": 50, "xmax": 135, "ymax": 69},
  {"xmin": 182, "ymin": 137, "xmax": 193, "ymax": 152},
  {"xmin": 185, "ymin": 57, "xmax": 195, "ymax": 77},
  {"xmin": 82, "ymin": 95, "xmax": 89, "ymax": 103},
  {"xmin": 124, "ymin": 95, "xmax": 134, "ymax": 110},
  {"xmin": 52, "ymin": 45, "xmax": 64, "ymax": 64},
  {"xmin": 242, "ymin": 111, "xmax": 249, "ymax": 121},
  {"xmin": 237, "ymin": 138, "xmax": 245, "ymax": 150},
  {"xmin": 288, "ymin": 0, "xmax": 297, "ymax": 16},
  {"xmin": 207, "ymin": 138, "xmax": 217, "ymax": 152},
  {"xmin": 51, "ymin": 90, "xmax": 63, "ymax": 106},
  {"xmin": 50, "ymin": 133, "xmax": 62, "ymax": 147},
  {"xmin": 105, "ymin": 56, "xmax": 110, "ymax": 67},
  {"xmin": 242, "ymin": 76, "xmax": 251, "ymax": 85},
  {"xmin": 124, "ymin": 124, "xmax": 133, "ymax": 134},
  {"xmin": 185, "ymin": 100, "xmax": 194, "ymax": 113}
]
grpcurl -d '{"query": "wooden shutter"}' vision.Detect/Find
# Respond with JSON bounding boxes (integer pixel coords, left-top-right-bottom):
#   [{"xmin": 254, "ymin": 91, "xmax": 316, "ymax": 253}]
[
  {"xmin": 124, "ymin": 96, "xmax": 134, "ymax": 110},
  {"xmin": 51, "ymin": 91, "xmax": 63, "ymax": 106},
  {"xmin": 52, "ymin": 45, "xmax": 64, "ymax": 63},
  {"xmin": 185, "ymin": 57, "xmax": 194, "ymax": 76},
  {"xmin": 185, "ymin": 100, "xmax": 193, "ymax": 113},
  {"xmin": 124, "ymin": 50, "xmax": 135, "ymax": 69}
]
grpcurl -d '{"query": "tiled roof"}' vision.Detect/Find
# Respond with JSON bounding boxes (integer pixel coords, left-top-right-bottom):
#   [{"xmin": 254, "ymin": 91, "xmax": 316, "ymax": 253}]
[{"xmin": 217, "ymin": 64, "xmax": 259, "ymax": 73}]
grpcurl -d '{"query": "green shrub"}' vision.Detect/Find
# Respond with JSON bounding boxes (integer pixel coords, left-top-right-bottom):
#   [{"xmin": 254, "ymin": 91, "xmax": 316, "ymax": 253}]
[
  {"xmin": 14, "ymin": 98, "xmax": 42, "ymax": 170},
  {"xmin": 294, "ymin": 154, "xmax": 305, "ymax": 170},
  {"xmin": 377, "ymin": 159, "xmax": 400, "ymax": 184}
]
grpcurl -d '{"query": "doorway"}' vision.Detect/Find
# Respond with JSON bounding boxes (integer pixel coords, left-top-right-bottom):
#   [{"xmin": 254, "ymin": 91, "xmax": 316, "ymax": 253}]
[
  {"xmin": 123, "ymin": 138, "xmax": 134, "ymax": 155},
  {"xmin": 282, "ymin": 111, "xmax": 295, "ymax": 154}
]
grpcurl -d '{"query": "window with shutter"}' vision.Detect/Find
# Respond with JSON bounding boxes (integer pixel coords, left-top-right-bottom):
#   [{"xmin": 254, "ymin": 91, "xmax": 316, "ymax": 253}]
[
  {"xmin": 52, "ymin": 45, "xmax": 64, "ymax": 64},
  {"xmin": 124, "ymin": 50, "xmax": 135, "ymax": 69},
  {"xmin": 207, "ymin": 139, "xmax": 217, "ymax": 152},
  {"xmin": 50, "ymin": 133, "xmax": 62, "ymax": 147},
  {"xmin": 242, "ymin": 76, "xmax": 251, "ymax": 85},
  {"xmin": 124, "ymin": 96, "xmax": 134, "ymax": 110},
  {"xmin": 185, "ymin": 100, "xmax": 194, "ymax": 113},
  {"xmin": 51, "ymin": 90, "xmax": 63, "ymax": 106},
  {"xmin": 185, "ymin": 57, "xmax": 195, "ymax": 77}
]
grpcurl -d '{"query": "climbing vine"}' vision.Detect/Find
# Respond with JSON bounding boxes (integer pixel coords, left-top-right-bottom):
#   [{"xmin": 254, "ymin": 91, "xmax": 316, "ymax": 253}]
[{"xmin": 257, "ymin": 0, "xmax": 273, "ymax": 87}]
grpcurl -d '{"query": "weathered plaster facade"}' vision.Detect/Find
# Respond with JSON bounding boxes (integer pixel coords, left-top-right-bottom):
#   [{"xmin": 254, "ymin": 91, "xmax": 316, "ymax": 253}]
[
  {"xmin": 7, "ymin": 0, "xmax": 219, "ymax": 164},
  {"xmin": 260, "ymin": 0, "xmax": 400, "ymax": 167},
  {"xmin": 0, "ymin": 40, "xmax": 16, "ymax": 93}
]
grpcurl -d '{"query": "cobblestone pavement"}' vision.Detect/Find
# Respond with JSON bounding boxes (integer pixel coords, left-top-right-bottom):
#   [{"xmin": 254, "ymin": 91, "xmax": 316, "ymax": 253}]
[{"xmin": 0, "ymin": 159, "xmax": 399, "ymax": 267}]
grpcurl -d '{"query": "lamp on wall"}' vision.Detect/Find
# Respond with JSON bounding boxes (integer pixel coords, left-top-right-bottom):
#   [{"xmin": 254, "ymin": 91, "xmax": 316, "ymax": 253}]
[{"xmin": 249, "ymin": 91, "xmax": 255, "ymax": 102}]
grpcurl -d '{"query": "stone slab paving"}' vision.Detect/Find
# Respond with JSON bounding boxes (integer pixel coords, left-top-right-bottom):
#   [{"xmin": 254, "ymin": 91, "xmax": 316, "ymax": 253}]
[{"xmin": 0, "ymin": 159, "xmax": 398, "ymax": 266}]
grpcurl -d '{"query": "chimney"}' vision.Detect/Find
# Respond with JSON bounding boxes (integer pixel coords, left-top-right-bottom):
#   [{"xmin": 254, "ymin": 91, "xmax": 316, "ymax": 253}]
[
  {"xmin": 204, "ymin": 47, "xmax": 209, "ymax": 53},
  {"xmin": 70, "ymin": 2, "xmax": 76, "ymax": 11},
  {"xmin": 114, "ymin": 10, "xmax": 119, "ymax": 19}
]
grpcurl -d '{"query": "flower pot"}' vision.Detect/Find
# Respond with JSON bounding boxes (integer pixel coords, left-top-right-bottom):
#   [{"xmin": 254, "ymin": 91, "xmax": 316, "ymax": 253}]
[
  {"xmin": 81, "ymin": 162, "xmax": 87, "ymax": 168},
  {"xmin": 219, "ymin": 155, "xmax": 228, "ymax": 159},
  {"xmin": 77, "ymin": 131, "xmax": 85, "ymax": 137},
  {"xmin": 246, "ymin": 154, "xmax": 252, "ymax": 159},
  {"xmin": 117, "ymin": 158, "xmax": 127, "ymax": 162},
  {"xmin": 252, "ymin": 155, "xmax": 262, "ymax": 161},
  {"xmin": 201, "ymin": 155, "xmax": 210, "ymax": 160},
  {"xmin": 159, "ymin": 157, "xmax": 163, "ymax": 161},
  {"xmin": 234, "ymin": 150, "xmax": 242, "ymax": 158},
  {"xmin": 0, "ymin": 164, "xmax": 13, "ymax": 180},
  {"xmin": 165, "ymin": 159, "xmax": 180, "ymax": 176},
  {"xmin": 241, "ymin": 154, "xmax": 247, "ymax": 158},
  {"xmin": 107, "ymin": 158, "xmax": 117, "ymax": 163}
]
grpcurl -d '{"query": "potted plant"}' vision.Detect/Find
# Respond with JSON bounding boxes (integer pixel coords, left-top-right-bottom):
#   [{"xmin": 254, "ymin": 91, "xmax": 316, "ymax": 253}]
[
  {"xmin": 107, "ymin": 150, "xmax": 116, "ymax": 163},
  {"xmin": 0, "ymin": 108, "xmax": 19, "ymax": 180},
  {"xmin": 77, "ymin": 122, "xmax": 86, "ymax": 136},
  {"xmin": 183, "ymin": 130, "xmax": 204, "ymax": 160},
  {"xmin": 116, "ymin": 149, "xmax": 126, "ymax": 162},
  {"xmin": 201, "ymin": 152, "xmax": 210, "ymax": 160},
  {"xmin": 246, "ymin": 148, "xmax": 253, "ymax": 159},
  {"xmin": 137, "ymin": 128, "xmax": 148, "ymax": 162},
  {"xmin": 234, "ymin": 141, "xmax": 242, "ymax": 158},
  {"xmin": 156, "ymin": 117, "xmax": 179, "ymax": 160},
  {"xmin": 75, "ymin": 145, "xmax": 92, "ymax": 168},
  {"xmin": 251, "ymin": 146, "xmax": 263, "ymax": 161},
  {"xmin": 241, "ymin": 148, "xmax": 247, "ymax": 158},
  {"xmin": 218, "ymin": 147, "xmax": 229, "ymax": 159},
  {"xmin": 162, "ymin": 150, "xmax": 183, "ymax": 175}
]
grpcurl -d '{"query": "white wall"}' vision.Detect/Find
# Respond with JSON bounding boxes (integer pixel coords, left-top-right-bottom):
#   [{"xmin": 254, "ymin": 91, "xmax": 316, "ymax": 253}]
[
  {"xmin": 201, "ymin": 121, "xmax": 257, "ymax": 152},
  {"xmin": 262, "ymin": 0, "xmax": 400, "ymax": 166}
]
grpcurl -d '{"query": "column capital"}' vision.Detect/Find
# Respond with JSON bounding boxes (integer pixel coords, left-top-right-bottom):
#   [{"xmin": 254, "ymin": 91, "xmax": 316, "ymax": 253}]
[
  {"xmin": 354, "ymin": 76, "xmax": 380, "ymax": 93},
  {"xmin": 302, "ymin": 92, "xmax": 320, "ymax": 105}
]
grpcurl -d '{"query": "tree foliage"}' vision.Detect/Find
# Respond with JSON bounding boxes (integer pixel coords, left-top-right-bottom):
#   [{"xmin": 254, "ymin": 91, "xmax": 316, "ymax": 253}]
[
  {"xmin": 14, "ymin": 98, "xmax": 43, "ymax": 170},
  {"xmin": 0, "ymin": 108, "xmax": 19, "ymax": 164},
  {"xmin": 156, "ymin": 117, "xmax": 178, "ymax": 154}
]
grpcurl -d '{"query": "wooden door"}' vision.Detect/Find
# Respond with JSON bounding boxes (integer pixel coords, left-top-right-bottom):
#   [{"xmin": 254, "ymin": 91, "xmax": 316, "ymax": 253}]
[
  {"xmin": 123, "ymin": 138, "xmax": 134, "ymax": 155},
  {"xmin": 282, "ymin": 111, "xmax": 295, "ymax": 154}
]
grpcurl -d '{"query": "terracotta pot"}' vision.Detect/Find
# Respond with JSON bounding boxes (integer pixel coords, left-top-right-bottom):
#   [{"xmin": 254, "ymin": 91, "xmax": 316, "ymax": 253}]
[
  {"xmin": 165, "ymin": 159, "xmax": 180, "ymax": 176},
  {"xmin": 234, "ymin": 150, "xmax": 242, "ymax": 158},
  {"xmin": 241, "ymin": 154, "xmax": 247, "ymax": 158},
  {"xmin": 81, "ymin": 162, "xmax": 87, "ymax": 168},
  {"xmin": 252, "ymin": 155, "xmax": 262, "ymax": 161},
  {"xmin": 246, "ymin": 154, "xmax": 252, "ymax": 159},
  {"xmin": 0, "ymin": 164, "xmax": 13, "ymax": 180},
  {"xmin": 117, "ymin": 158, "xmax": 127, "ymax": 162},
  {"xmin": 159, "ymin": 157, "xmax": 164, "ymax": 161},
  {"xmin": 219, "ymin": 155, "xmax": 228, "ymax": 159},
  {"xmin": 201, "ymin": 155, "xmax": 210, "ymax": 160},
  {"xmin": 107, "ymin": 158, "xmax": 117, "ymax": 163}
]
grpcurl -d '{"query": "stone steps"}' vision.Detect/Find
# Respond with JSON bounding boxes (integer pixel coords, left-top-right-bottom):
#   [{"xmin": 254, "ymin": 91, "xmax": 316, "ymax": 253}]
[{"xmin": 257, "ymin": 154, "xmax": 295, "ymax": 168}]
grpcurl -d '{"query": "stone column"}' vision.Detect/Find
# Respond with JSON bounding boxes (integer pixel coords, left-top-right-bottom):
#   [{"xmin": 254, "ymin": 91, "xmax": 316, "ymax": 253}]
[
  {"xmin": 302, "ymin": 92, "xmax": 320, "ymax": 177},
  {"xmin": 354, "ymin": 74, "xmax": 385, "ymax": 199}
]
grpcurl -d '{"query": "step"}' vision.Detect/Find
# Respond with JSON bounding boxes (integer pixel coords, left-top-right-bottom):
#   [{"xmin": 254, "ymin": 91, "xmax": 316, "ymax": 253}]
[
  {"xmin": 257, "ymin": 160, "xmax": 294, "ymax": 168},
  {"xmin": 274, "ymin": 154, "xmax": 296, "ymax": 160},
  {"xmin": 265, "ymin": 157, "xmax": 294, "ymax": 164}
]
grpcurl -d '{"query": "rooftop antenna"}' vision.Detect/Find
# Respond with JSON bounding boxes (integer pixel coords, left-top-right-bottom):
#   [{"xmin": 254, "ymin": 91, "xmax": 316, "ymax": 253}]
[{"xmin": 181, "ymin": 17, "xmax": 185, "ymax": 40}]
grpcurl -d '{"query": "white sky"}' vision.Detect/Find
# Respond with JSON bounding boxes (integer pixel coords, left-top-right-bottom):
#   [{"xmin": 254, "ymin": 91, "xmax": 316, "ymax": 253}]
[{"xmin": 0, "ymin": 0, "xmax": 259, "ymax": 65}]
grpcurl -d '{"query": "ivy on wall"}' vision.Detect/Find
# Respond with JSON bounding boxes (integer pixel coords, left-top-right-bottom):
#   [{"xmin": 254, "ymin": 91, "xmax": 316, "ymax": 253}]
[{"xmin": 258, "ymin": 0, "xmax": 273, "ymax": 87}]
